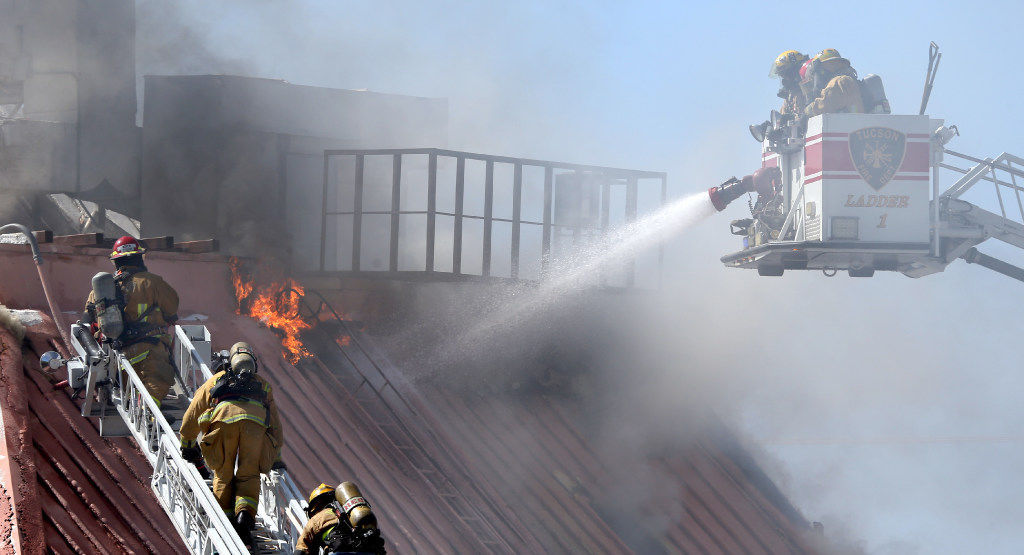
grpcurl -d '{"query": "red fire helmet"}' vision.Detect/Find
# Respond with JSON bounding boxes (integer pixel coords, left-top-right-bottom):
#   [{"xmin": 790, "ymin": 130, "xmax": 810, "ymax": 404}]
[{"xmin": 109, "ymin": 235, "xmax": 146, "ymax": 260}]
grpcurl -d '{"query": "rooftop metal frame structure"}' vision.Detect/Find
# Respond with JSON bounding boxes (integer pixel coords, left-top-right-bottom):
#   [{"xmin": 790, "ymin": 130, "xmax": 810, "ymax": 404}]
[{"xmin": 319, "ymin": 148, "xmax": 667, "ymax": 287}]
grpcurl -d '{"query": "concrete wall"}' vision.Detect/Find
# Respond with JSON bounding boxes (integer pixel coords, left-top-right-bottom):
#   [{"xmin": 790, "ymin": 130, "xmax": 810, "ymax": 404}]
[
  {"xmin": 141, "ymin": 75, "xmax": 449, "ymax": 263},
  {"xmin": 142, "ymin": 75, "xmax": 448, "ymax": 146},
  {"xmin": 0, "ymin": 0, "xmax": 139, "ymax": 224}
]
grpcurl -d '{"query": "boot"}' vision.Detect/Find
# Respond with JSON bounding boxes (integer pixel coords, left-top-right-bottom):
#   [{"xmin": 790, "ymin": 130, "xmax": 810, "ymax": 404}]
[{"xmin": 235, "ymin": 511, "xmax": 256, "ymax": 548}]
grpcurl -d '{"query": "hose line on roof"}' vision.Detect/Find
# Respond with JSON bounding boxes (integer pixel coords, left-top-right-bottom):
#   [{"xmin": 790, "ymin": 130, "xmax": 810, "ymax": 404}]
[{"xmin": 0, "ymin": 223, "xmax": 71, "ymax": 352}]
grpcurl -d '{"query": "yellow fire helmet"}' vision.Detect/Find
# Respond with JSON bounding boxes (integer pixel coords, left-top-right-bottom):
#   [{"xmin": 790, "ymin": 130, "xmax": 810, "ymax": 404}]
[
  {"xmin": 308, "ymin": 483, "xmax": 335, "ymax": 504},
  {"xmin": 769, "ymin": 50, "xmax": 809, "ymax": 79},
  {"xmin": 817, "ymin": 48, "xmax": 842, "ymax": 63}
]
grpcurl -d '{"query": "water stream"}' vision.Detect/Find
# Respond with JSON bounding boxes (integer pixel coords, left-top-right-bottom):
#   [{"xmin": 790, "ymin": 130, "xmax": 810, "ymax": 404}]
[{"xmin": 441, "ymin": 191, "xmax": 718, "ymax": 361}]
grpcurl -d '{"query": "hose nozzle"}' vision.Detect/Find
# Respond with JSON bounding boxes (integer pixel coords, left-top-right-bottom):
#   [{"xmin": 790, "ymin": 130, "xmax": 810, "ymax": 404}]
[{"xmin": 708, "ymin": 177, "xmax": 748, "ymax": 212}]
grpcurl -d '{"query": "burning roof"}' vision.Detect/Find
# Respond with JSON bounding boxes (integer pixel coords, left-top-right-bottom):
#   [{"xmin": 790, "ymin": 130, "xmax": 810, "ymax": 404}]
[
  {"xmin": 0, "ymin": 238, "xmax": 820, "ymax": 553},
  {"xmin": 230, "ymin": 257, "xmax": 312, "ymax": 363}
]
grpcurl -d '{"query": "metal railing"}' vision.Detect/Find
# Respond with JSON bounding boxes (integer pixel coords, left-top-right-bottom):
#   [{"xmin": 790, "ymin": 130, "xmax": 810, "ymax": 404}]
[
  {"xmin": 319, "ymin": 148, "xmax": 667, "ymax": 286},
  {"xmin": 69, "ymin": 323, "xmax": 246, "ymax": 554},
  {"xmin": 934, "ymin": 150, "xmax": 1024, "ymax": 258},
  {"xmin": 941, "ymin": 151, "xmax": 1024, "ymax": 222},
  {"xmin": 172, "ymin": 325, "xmax": 309, "ymax": 552}
]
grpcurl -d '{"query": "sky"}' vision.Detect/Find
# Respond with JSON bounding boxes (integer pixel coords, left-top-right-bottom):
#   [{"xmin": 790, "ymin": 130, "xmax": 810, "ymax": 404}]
[{"xmin": 135, "ymin": 1, "xmax": 1024, "ymax": 552}]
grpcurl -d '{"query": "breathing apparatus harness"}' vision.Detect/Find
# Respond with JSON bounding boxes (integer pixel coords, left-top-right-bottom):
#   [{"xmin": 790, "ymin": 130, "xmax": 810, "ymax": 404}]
[{"xmin": 209, "ymin": 345, "xmax": 267, "ymax": 408}]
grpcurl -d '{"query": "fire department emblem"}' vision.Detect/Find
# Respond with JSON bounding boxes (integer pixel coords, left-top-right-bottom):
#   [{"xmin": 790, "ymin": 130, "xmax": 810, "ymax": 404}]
[{"xmin": 848, "ymin": 127, "xmax": 906, "ymax": 190}]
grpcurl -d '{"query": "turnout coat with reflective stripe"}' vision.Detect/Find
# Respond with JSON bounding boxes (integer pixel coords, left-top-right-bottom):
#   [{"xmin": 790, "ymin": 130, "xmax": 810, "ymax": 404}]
[
  {"xmin": 86, "ymin": 267, "xmax": 179, "ymax": 343},
  {"xmin": 179, "ymin": 370, "xmax": 284, "ymax": 458},
  {"xmin": 295, "ymin": 507, "xmax": 341, "ymax": 553}
]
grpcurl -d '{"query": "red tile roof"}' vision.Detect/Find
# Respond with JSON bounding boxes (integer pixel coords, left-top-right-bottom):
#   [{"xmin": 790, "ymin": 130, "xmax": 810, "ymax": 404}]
[
  {"xmin": 0, "ymin": 243, "xmax": 818, "ymax": 553},
  {"xmin": 0, "ymin": 314, "xmax": 187, "ymax": 554},
  {"xmin": 260, "ymin": 322, "xmax": 820, "ymax": 554}
]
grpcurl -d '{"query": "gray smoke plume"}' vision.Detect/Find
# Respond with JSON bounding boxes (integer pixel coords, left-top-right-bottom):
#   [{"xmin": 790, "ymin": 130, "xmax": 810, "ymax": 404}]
[{"xmin": 126, "ymin": 3, "xmax": 1024, "ymax": 553}]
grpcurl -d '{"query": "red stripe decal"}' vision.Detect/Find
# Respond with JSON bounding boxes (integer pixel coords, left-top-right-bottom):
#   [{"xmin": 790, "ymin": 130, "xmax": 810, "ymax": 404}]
[
  {"xmin": 805, "ymin": 142, "xmax": 822, "ymax": 175},
  {"xmin": 803, "ymin": 174, "xmax": 929, "ymax": 185},
  {"xmin": 824, "ymin": 140, "xmax": 854, "ymax": 171},
  {"xmin": 898, "ymin": 141, "xmax": 929, "ymax": 172}
]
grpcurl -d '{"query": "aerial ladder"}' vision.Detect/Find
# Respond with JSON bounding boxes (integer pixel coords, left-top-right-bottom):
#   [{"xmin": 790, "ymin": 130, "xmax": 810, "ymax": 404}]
[
  {"xmin": 709, "ymin": 113, "xmax": 1024, "ymax": 282},
  {"xmin": 707, "ymin": 44, "xmax": 1024, "ymax": 283},
  {"xmin": 41, "ymin": 322, "xmax": 309, "ymax": 554}
]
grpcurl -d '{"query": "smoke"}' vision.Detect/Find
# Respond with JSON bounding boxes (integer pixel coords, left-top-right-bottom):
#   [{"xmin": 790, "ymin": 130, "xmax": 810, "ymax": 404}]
[
  {"xmin": 130, "ymin": 3, "xmax": 820, "ymax": 550},
  {"xmin": 418, "ymin": 191, "xmax": 716, "ymax": 371},
  {"xmin": 125, "ymin": 3, "xmax": 1024, "ymax": 553}
]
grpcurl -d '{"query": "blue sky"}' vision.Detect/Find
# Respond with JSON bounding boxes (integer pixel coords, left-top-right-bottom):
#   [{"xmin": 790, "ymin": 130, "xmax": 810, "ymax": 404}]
[{"xmin": 138, "ymin": 2, "xmax": 1024, "ymax": 552}]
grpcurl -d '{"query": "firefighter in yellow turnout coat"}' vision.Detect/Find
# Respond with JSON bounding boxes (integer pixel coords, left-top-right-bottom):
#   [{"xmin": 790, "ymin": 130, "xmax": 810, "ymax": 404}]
[
  {"xmin": 803, "ymin": 49, "xmax": 865, "ymax": 117},
  {"xmin": 294, "ymin": 483, "xmax": 386, "ymax": 555},
  {"xmin": 294, "ymin": 484, "xmax": 343, "ymax": 555},
  {"xmin": 179, "ymin": 342, "xmax": 284, "ymax": 541},
  {"xmin": 86, "ymin": 236, "xmax": 179, "ymax": 404}
]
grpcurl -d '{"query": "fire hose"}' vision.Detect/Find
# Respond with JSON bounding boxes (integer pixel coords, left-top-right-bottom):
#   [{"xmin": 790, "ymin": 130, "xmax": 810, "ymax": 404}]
[{"xmin": 0, "ymin": 223, "xmax": 71, "ymax": 352}]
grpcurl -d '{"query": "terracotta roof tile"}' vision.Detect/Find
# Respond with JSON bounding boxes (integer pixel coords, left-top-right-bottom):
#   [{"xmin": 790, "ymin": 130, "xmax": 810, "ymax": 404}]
[
  {"xmin": 0, "ymin": 317, "xmax": 187, "ymax": 554},
  {"xmin": 0, "ymin": 245, "xmax": 819, "ymax": 553}
]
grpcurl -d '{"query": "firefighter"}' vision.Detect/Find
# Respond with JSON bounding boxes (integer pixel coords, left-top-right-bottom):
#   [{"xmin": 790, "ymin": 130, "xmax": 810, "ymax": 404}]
[
  {"xmin": 179, "ymin": 342, "xmax": 284, "ymax": 545},
  {"xmin": 85, "ymin": 235, "xmax": 179, "ymax": 405},
  {"xmin": 769, "ymin": 50, "xmax": 810, "ymax": 116},
  {"xmin": 294, "ymin": 483, "xmax": 386, "ymax": 555},
  {"xmin": 802, "ymin": 48, "xmax": 865, "ymax": 117}
]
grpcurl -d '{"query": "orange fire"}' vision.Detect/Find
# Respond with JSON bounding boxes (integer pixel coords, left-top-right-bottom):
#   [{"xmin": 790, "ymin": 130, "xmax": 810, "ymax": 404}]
[{"xmin": 230, "ymin": 258, "xmax": 312, "ymax": 363}]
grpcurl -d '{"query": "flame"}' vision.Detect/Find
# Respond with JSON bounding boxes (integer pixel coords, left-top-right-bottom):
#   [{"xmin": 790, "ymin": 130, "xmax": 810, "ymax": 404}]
[
  {"xmin": 230, "ymin": 258, "xmax": 254, "ymax": 303},
  {"xmin": 229, "ymin": 258, "xmax": 311, "ymax": 363}
]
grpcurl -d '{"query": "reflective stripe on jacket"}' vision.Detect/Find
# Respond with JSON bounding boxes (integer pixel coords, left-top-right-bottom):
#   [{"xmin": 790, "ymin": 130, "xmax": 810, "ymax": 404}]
[{"xmin": 179, "ymin": 370, "xmax": 283, "ymax": 450}]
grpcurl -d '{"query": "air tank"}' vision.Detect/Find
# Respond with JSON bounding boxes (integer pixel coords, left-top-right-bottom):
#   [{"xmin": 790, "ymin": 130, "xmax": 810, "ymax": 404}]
[{"xmin": 91, "ymin": 272, "xmax": 123, "ymax": 340}]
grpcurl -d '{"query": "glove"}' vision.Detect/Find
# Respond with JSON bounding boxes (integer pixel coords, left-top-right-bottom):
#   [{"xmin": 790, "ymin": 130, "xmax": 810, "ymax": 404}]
[
  {"xmin": 181, "ymin": 445, "xmax": 202, "ymax": 463},
  {"xmin": 270, "ymin": 459, "xmax": 287, "ymax": 471},
  {"xmin": 194, "ymin": 460, "xmax": 212, "ymax": 480}
]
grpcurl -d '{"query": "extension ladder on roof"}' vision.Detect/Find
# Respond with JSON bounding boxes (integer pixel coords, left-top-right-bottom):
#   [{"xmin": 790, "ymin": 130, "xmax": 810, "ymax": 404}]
[{"xmin": 67, "ymin": 322, "xmax": 308, "ymax": 554}]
